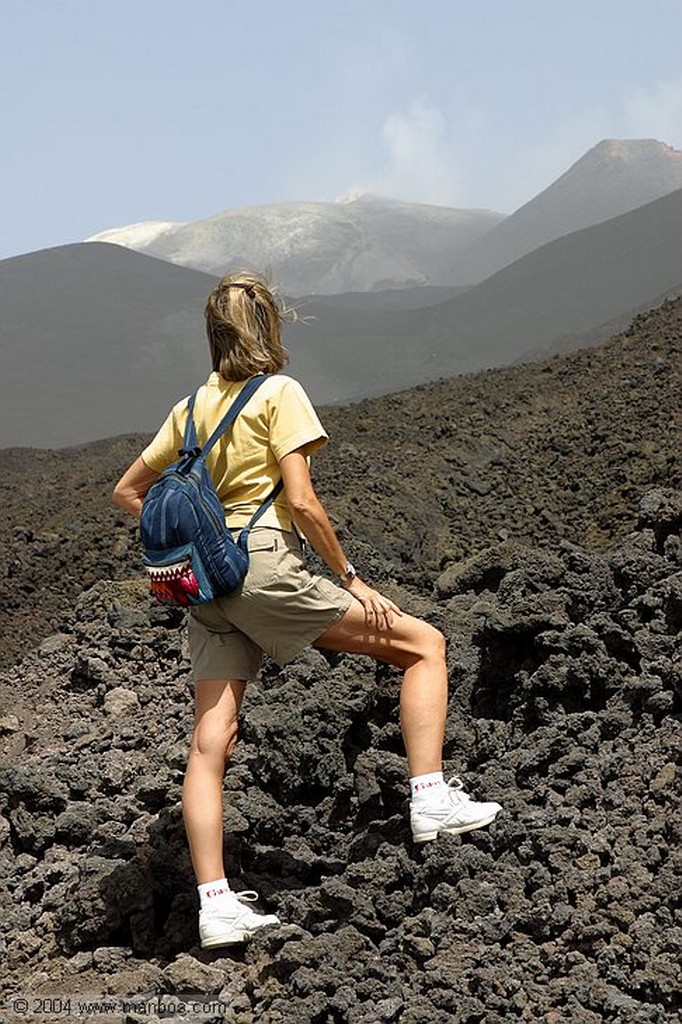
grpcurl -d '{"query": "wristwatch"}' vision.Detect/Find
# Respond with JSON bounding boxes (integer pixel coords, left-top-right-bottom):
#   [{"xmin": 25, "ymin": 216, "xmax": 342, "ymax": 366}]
[{"xmin": 339, "ymin": 561, "xmax": 357, "ymax": 586}]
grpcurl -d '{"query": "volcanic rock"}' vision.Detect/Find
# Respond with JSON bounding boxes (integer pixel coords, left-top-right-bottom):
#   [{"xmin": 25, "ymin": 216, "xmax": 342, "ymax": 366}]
[{"xmin": 0, "ymin": 487, "xmax": 679, "ymax": 1021}]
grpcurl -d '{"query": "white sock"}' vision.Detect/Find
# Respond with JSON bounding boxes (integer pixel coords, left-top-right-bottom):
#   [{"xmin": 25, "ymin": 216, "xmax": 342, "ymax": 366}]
[
  {"xmin": 198, "ymin": 877, "xmax": 232, "ymax": 914},
  {"xmin": 410, "ymin": 771, "xmax": 446, "ymax": 805}
]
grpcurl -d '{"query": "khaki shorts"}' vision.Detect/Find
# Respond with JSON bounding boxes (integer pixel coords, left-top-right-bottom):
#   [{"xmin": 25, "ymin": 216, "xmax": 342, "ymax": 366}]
[{"xmin": 187, "ymin": 527, "xmax": 354, "ymax": 681}]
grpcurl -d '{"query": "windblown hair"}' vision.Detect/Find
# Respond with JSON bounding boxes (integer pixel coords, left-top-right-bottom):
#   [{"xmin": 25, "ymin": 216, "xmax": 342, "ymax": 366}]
[{"xmin": 204, "ymin": 272, "xmax": 293, "ymax": 380}]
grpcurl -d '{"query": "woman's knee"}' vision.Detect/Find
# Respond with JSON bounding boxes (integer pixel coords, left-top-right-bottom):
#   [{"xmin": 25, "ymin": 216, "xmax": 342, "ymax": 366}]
[
  {"xmin": 391, "ymin": 619, "xmax": 446, "ymax": 670},
  {"xmin": 414, "ymin": 621, "xmax": 446, "ymax": 662},
  {"xmin": 191, "ymin": 714, "xmax": 239, "ymax": 764}
]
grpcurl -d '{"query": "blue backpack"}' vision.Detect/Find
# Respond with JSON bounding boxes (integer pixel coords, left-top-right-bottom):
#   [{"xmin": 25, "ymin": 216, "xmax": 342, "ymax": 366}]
[{"xmin": 140, "ymin": 374, "xmax": 282, "ymax": 606}]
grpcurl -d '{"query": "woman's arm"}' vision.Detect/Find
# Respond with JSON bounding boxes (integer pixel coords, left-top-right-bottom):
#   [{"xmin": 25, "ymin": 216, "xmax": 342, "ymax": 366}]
[
  {"xmin": 279, "ymin": 448, "xmax": 401, "ymax": 630},
  {"xmin": 112, "ymin": 457, "xmax": 160, "ymax": 518}
]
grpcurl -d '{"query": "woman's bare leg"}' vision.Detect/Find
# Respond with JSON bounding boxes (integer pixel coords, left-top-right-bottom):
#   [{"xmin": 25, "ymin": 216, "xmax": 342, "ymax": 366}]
[
  {"xmin": 314, "ymin": 603, "xmax": 448, "ymax": 777},
  {"xmin": 182, "ymin": 677, "xmax": 246, "ymax": 884}
]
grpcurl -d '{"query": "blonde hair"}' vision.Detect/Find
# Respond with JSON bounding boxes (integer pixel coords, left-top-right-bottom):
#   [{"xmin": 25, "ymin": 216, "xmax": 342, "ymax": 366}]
[{"xmin": 204, "ymin": 272, "xmax": 293, "ymax": 380}]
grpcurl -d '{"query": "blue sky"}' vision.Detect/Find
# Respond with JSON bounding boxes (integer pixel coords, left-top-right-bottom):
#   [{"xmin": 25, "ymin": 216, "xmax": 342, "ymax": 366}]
[{"xmin": 3, "ymin": 0, "xmax": 682, "ymax": 260}]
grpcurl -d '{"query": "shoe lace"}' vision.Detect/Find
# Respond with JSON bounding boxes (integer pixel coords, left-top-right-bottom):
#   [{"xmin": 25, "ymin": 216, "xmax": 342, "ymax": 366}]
[
  {"xmin": 234, "ymin": 890, "xmax": 259, "ymax": 904},
  {"xmin": 446, "ymin": 777, "xmax": 472, "ymax": 804}
]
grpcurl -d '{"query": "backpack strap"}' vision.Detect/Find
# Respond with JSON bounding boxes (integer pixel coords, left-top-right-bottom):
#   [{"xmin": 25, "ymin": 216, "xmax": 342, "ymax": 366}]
[
  {"xmin": 240, "ymin": 477, "xmax": 285, "ymax": 543},
  {"xmin": 201, "ymin": 374, "xmax": 270, "ymax": 456},
  {"xmin": 182, "ymin": 374, "xmax": 269, "ymax": 457},
  {"xmin": 181, "ymin": 391, "xmax": 200, "ymax": 453}
]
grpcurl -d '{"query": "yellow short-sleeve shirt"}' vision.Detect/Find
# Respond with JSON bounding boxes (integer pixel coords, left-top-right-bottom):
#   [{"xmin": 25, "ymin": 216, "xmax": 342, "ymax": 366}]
[{"xmin": 141, "ymin": 373, "xmax": 327, "ymax": 530}]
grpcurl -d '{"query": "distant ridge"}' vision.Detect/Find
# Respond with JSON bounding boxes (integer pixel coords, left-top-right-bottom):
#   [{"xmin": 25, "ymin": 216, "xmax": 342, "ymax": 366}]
[
  {"xmin": 87, "ymin": 195, "xmax": 505, "ymax": 295},
  {"xmin": 460, "ymin": 138, "xmax": 682, "ymax": 282},
  {"xmin": 293, "ymin": 186, "xmax": 682, "ymax": 401},
  {"xmin": 414, "ymin": 184, "xmax": 682, "ymax": 373},
  {"xmin": 2, "ymin": 186, "xmax": 682, "ymax": 448},
  {"xmin": 85, "ymin": 138, "xmax": 682, "ymax": 294}
]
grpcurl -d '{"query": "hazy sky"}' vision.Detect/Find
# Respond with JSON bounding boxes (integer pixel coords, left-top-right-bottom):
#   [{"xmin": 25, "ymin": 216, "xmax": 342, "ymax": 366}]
[{"xmin": 3, "ymin": 0, "xmax": 682, "ymax": 260}]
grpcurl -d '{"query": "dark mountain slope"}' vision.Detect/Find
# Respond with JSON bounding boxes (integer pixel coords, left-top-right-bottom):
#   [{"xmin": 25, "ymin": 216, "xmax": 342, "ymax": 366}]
[
  {"xmin": 3, "ymin": 190, "xmax": 682, "ymax": 447},
  {"xmin": 406, "ymin": 185, "xmax": 682, "ymax": 380},
  {"xmin": 0, "ymin": 243, "xmax": 215, "ymax": 448},
  {"xmin": 460, "ymin": 138, "xmax": 682, "ymax": 282},
  {"xmin": 254, "ymin": 187, "xmax": 682, "ymax": 404}
]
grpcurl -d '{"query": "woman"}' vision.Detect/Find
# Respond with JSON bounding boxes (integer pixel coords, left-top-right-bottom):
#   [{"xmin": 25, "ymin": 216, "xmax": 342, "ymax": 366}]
[{"xmin": 113, "ymin": 272, "xmax": 501, "ymax": 949}]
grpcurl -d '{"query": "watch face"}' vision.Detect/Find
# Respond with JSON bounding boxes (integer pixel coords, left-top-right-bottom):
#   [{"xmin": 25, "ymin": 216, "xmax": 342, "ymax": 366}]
[{"xmin": 341, "ymin": 561, "xmax": 356, "ymax": 583}]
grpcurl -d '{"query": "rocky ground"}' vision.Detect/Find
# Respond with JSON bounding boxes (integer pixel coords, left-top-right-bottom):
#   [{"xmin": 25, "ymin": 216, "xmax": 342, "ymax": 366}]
[{"xmin": 0, "ymin": 299, "xmax": 680, "ymax": 1023}]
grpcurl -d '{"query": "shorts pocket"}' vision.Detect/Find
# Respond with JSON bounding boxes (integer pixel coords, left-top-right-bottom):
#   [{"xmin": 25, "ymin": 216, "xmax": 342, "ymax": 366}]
[
  {"xmin": 243, "ymin": 536, "xmax": 280, "ymax": 590},
  {"xmin": 247, "ymin": 535, "xmax": 278, "ymax": 554}
]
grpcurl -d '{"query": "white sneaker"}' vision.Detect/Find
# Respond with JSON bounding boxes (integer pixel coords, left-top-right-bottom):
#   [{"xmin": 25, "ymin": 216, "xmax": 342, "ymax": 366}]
[
  {"xmin": 410, "ymin": 777, "xmax": 502, "ymax": 843},
  {"xmin": 199, "ymin": 890, "xmax": 280, "ymax": 948}
]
